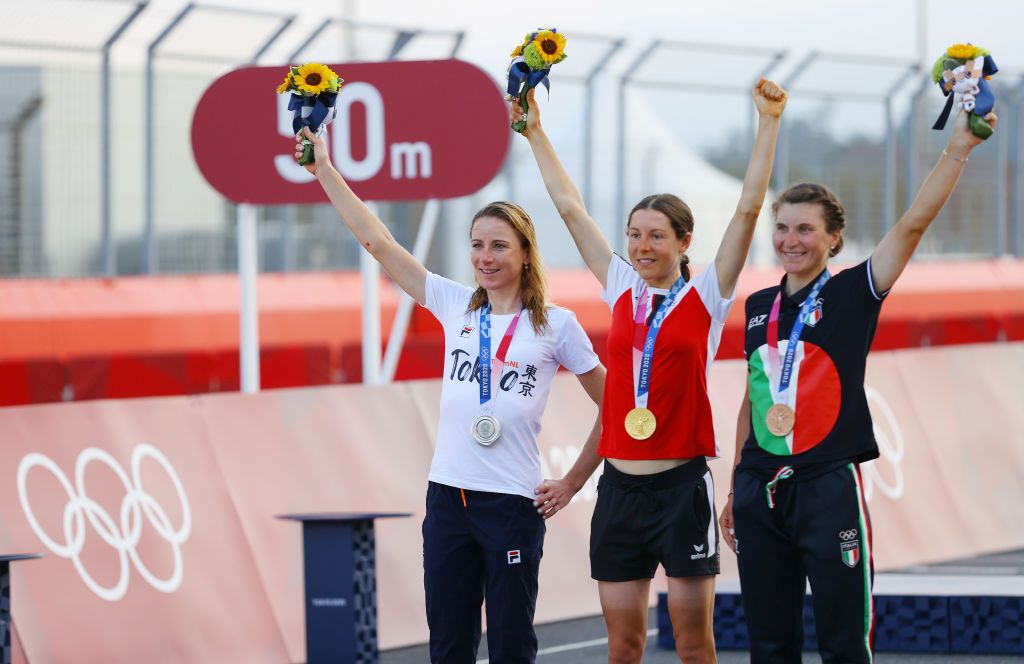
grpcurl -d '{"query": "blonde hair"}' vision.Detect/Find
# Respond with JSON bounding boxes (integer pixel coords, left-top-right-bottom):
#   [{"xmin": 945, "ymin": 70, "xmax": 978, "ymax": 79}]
[{"xmin": 467, "ymin": 201, "xmax": 550, "ymax": 334}]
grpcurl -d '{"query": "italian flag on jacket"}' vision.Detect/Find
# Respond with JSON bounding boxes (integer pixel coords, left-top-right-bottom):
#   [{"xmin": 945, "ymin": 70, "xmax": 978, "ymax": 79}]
[{"xmin": 748, "ymin": 338, "xmax": 842, "ymax": 455}]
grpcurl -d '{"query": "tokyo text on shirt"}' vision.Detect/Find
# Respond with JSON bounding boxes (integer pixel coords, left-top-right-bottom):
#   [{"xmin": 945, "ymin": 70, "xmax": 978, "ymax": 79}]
[{"xmin": 424, "ymin": 272, "xmax": 600, "ymax": 499}]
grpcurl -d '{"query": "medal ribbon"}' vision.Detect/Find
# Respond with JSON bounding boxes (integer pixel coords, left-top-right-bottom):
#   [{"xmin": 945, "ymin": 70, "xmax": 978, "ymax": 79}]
[
  {"xmin": 765, "ymin": 271, "xmax": 830, "ymax": 406},
  {"xmin": 631, "ymin": 276, "xmax": 687, "ymax": 410},
  {"xmin": 479, "ymin": 304, "xmax": 524, "ymax": 412}
]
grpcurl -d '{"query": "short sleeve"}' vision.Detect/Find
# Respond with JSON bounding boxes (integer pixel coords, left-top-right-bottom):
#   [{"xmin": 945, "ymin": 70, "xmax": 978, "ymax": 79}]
[
  {"xmin": 691, "ymin": 261, "xmax": 734, "ymax": 323},
  {"xmin": 831, "ymin": 260, "xmax": 888, "ymax": 308},
  {"xmin": 742, "ymin": 296, "xmax": 753, "ymax": 360},
  {"xmin": 424, "ymin": 272, "xmax": 474, "ymax": 320},
  {"xmin": 600, "ymin": 253, "xmax": 642, "ymax": 311},
  {"xmin": 865, "ymin": 257, "xmax": 890, "ymax": 302},
  {"xmin": 554, "ymin": 311, "xmax": 601, "ymax": 375}
]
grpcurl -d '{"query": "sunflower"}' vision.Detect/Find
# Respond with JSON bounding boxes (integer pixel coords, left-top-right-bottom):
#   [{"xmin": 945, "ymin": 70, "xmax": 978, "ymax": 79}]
[
  {"xmin": 294, "ymin": 63, "xmax": 338, "ymax": 96},
  {"xmin": 529, "ymin": 29, "xmax": 567, "ymax": 66},
  {"xmin": 946, "ymin": 43, "xmax": 979, "ymax": 60},
  {"xmin": 275, "ymin": 73, "xmax": 293, "ymax": 94}
]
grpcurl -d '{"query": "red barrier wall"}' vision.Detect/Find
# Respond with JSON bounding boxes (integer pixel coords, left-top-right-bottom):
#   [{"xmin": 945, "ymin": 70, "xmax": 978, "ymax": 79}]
[
  {"xmin": 2, "ymin": 260, "xmax": 1023, "ymax": 405},
  {"xmin": 0, "ymin": 343, "xmax": 1022, "ymax": 661}
]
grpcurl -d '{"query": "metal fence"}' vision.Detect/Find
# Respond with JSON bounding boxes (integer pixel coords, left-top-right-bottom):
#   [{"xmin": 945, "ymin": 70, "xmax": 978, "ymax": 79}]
[{"xmin": 1, "ymin": 2, "xmax": 1022, "ymax": 278}]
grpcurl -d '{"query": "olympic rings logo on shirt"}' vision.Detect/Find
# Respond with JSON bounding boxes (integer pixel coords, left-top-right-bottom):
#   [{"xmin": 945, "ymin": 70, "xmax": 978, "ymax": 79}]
[
  {"xmin": 839, "ymin": 529, "xmax": 858, "ymax": 541},
  {"xmin": 16, "ymin": 444, "xmax": 192, "ymax": 602}
]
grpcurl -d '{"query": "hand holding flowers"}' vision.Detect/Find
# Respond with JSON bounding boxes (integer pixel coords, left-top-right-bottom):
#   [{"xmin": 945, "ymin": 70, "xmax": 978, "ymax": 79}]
[
  {"xmin": 277, "ymin": 63, "xmax": 343, "ymax": 165},
  {"xmin": 931, "ymin": 43, "xmax": 997, "ymax": 140},
  {"xmin": 507, "ymin": 29, "xmax": 567, "ymax": 133}
]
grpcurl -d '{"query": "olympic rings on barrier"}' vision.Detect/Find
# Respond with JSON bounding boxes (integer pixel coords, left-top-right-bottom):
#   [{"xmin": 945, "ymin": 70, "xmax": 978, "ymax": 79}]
[
  {"xmin": 863, "ymin": 386, "xmax": 907, "ymax": 502},
  {"xmin": 839, "ymin": 529, "xmax": 858, "ymax": 541},
  {"xmin": 16, "ymin": 444, "xmax": 191, "ymax": 602}
]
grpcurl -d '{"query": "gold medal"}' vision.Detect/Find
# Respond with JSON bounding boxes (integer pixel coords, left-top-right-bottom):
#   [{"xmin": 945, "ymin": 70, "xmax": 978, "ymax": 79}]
[
  {"xmin": 765, "ymin": 403, "xmax": 795, "ymax": 437},
  {"xmin": 624, "ymin": 407, "xmax": 657, "ymax": 440}
]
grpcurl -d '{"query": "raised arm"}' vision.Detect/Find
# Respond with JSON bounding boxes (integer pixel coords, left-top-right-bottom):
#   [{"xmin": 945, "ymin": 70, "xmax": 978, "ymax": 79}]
[
  {"xmin": 871, "ymin": 110, "xmax": 997, "ymax": 294},
  {"xmin": 514, "ymin": 89, "xmax": 613, "ymax": 288},
  {"xmin": 714, "ymin": 79, "xmax": 787, "ymax": 297},
  {"xmin": 298, "ymin": 127, "xmax": 427, "ymax": 304}
]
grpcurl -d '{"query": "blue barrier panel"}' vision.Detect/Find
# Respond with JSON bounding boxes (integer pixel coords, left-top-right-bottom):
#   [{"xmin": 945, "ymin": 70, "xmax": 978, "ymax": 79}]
[
  {"xmin": 0, "ymin": 554, "xmax": 42, "ymax": 664},
  {"xmin": 874, "ymin": 595, "xmax": 949, "ymax": 652},
  {"xmin": 659, "ymin": 590, "xmax": 1018, "ymax": 655},
  {"xmin": 949, "ymin": 596, "xmax": 1024, "ymax": 654},
  {"xmin": 656, "ymin": 593, "xmax": 674, "ymax": 650},
  {"xmin": 279, "ymin": 513, "xmax": 409, "ymax": 664},
  {"xmin": 709, "ymin": 593, "xmax": 749, "ymax": 650}
]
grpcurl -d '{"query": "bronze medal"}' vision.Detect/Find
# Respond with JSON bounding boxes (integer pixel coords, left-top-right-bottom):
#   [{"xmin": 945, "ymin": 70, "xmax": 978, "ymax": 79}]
[
  {"xmin": 624, "ymin": 407, "xmax": 657, "ymax": 440},
  {"xmin": 765, "ymin": 403, "xmax": 795, "ymax": 437}
]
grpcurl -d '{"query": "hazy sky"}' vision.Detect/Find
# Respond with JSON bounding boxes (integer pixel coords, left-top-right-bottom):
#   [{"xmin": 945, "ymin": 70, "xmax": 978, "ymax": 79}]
[
  {"xmin": 3, "ymin": 0, "xmax": 1018, "ymax": 273},
  {"xmin": 7, "ymin": 0, "xmax": 1019, "ymax": 153},
  {"xmin": 5, "ymin": 0, "xmax": 1023, "ymax": 77}
]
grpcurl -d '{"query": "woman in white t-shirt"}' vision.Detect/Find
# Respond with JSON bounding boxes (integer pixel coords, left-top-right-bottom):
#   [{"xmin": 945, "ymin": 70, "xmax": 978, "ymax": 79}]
[{"xmin": 296, "ymin": 128, "xmax": 605, "ymax": 664}]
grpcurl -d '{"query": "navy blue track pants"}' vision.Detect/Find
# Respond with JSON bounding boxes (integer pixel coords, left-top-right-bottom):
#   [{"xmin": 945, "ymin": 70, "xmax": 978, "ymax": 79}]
[{"xmin": 422, "ymin": 481, "xmax": 545, "ymax": 664}]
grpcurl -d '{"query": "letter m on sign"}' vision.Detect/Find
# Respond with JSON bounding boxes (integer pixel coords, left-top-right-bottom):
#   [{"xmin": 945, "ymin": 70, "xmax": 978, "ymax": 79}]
[{"xmin": 391, "ymin": 142, "xmax": 432, "ymax": 179}]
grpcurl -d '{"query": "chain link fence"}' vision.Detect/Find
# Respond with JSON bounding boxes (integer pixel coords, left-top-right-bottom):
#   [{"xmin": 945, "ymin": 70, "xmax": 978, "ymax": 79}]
[{"xmin": 1, "ymin": 2, "xmax": 1021, "ymax": 277}]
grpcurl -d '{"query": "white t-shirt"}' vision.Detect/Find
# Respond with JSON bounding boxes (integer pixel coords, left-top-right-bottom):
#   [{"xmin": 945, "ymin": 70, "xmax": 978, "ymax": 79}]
[{"xmin": 424, "ymin": 272, "xmax": 600, "ymax": 499}]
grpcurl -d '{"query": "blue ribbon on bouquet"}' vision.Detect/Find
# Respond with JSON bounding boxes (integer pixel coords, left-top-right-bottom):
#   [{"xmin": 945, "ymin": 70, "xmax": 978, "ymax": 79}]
[
  {"xmin": 289, "ymin": 91, "xmax": 339, "ymax": 135},
  {"xmin": 932, "ymin": 54, "xmax": 998, "ymax": 131},
  {"xmin": 506, "ymin": 58, "xmax": 551, "ymax": 99}
]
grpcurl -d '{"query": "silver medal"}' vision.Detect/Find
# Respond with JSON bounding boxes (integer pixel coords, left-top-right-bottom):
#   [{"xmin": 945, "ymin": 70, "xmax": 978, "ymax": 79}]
[{"xmin": 471, "ymin": 415, "xmax": 501, "ymax": 446}]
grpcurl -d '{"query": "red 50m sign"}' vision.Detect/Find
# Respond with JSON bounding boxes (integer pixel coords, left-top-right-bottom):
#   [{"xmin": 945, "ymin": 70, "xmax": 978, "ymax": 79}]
[{"xmin": 191, "ymin": 59, "xmax": 510, "ymax": 204}]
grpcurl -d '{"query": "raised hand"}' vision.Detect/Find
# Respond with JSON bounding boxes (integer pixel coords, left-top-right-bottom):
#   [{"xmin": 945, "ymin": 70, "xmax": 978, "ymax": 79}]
[
  {"xmin": 753, "ymin": 77, "xmax": 788, "ymax": 118},
  {"xmin": 952, "ymin": 108, "xmax": 998, "ymax": 153},
  {"xmin": 510, "ymin": 88, "xmax": 542, "ymax": 138},
  {"xmin": 294, "ymin": 126, "xmax": 330, "ymax": 175}
]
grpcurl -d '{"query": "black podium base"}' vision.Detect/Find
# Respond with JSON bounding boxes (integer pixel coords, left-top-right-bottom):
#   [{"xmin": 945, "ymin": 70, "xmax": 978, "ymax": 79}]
[
  {"xmin": 0, "ymin": 554, "xmax": 42, "ymax": 664},
  {"xmin": 279, "ymin": 512, "xmax": 409, "ymax": 664}
]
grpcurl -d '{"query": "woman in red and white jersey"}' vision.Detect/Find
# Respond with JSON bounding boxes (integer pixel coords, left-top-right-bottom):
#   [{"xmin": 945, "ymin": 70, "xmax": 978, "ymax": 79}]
[{"xmin": 514, "ymin": 79, "xmax": 787, "ymax": 662}]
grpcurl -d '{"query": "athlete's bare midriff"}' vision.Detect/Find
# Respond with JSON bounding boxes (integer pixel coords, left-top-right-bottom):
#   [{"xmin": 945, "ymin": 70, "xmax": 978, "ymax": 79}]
[{"xmin": 606, "ymin": 456, "xmax": 697, "ymax": 475}]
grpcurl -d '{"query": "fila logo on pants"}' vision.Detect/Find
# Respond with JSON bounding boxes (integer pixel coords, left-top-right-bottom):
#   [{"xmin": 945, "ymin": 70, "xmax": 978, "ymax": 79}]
[{"xmin": 507, "ymin": 550, "xmax": 521, "ymax": 565}]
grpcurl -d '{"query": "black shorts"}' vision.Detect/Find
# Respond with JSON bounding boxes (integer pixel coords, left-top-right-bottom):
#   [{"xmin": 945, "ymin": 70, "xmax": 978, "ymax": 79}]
[{"xmin": 590, "ymin": 458, "xmax": 720, "ymax": 581}]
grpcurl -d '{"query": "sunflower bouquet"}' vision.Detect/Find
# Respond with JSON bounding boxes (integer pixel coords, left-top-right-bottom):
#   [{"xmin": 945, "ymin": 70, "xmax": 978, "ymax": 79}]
[
  {"xmin": 931, "ymin": 43, "xmax": 998, "ymax": 139},
  {"xmin": 507, "ymin": 28, "xmax": 567, "ymax": 133},
  {"xmin": 276, "ymin": 63, "xmax": 343, "ymax": 165}
]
